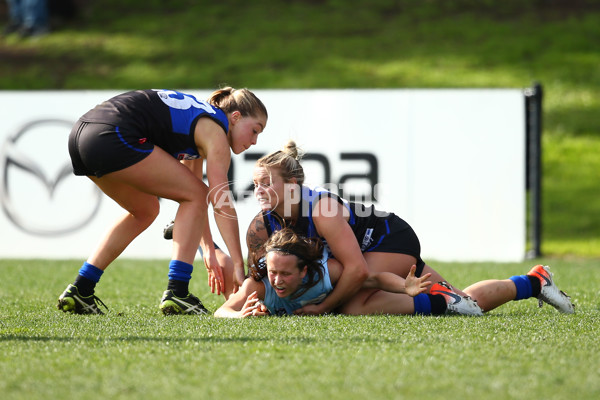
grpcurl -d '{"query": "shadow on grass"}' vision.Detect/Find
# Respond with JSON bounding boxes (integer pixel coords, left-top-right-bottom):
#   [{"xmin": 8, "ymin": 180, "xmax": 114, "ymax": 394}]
[{"xmin": 0, "ymin": 334, "xmax": 407, "ymax": 344}]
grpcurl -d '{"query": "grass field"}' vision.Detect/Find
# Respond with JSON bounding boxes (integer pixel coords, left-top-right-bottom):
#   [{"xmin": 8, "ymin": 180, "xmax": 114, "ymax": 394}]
[
  {"xmin": 1, "ymin": 258, "xmax": 599, "ymax": 400},
  {"xmin": 1, "ymin": 2, "xmax": 599, "ymax": 400}
]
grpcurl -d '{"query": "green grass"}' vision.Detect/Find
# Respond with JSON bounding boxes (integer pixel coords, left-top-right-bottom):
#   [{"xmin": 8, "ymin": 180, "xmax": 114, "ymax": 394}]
[
  {"xmin": 1, "ymin": 1, "xmax": 599, "ymax": 256},
  {"xmin": 544, "ymin": 135, "xmax": 600, "ymax": 256},
  {"xmin": 1, "ymin": 258, "xmax": 599, "ymax": 400},
  {"xmin": 1, "ymin": 4, "xmax": 599, "ymax": 399}
]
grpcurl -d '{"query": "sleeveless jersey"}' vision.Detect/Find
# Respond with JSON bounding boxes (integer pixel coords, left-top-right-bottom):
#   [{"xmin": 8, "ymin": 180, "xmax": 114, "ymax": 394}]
[
  {"xmin": 263, "ymin": 185, "xmax": 407, "ymax": 253},
  {"xmin": 79, "ymin": 89, "xmax": 229, "ymax": 160},
  {"xmin": 261, "ymin": 251, "xmax": 333, "ymax": 316}
]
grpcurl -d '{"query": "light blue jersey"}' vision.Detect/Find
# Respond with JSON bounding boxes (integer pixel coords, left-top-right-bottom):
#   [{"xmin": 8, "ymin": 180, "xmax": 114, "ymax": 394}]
[{"xmin": 261, "ymin": 251, "xmax": 333, "ymax": 316}]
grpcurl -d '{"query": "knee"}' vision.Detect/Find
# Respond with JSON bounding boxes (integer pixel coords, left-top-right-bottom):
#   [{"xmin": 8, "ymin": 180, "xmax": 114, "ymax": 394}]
[
  {"xmin": 133, "ymin": 201, "xmax": 160, "ymax": 228},
  {"xmin": 147, "ymin": 201, "xmax": 161, "ymax": 221},
  {"xmin": 178, "ymin": 183, "xmax": 210, "ymax": 210}
]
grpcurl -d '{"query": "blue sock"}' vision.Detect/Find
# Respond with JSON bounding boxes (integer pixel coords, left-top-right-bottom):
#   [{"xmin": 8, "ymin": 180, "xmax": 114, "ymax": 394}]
[
  {"xmin": 167, "ymin": 260, "xmax": 194, "ymax": 297},
  {"xmin": 74, "ymin": 262, "xmax": 103, "ymax": 296},
  {"xmin": 413, "ymin": 293, "xmax": 432, "ymax": 315},
  {"xmin": 168, "ymin": 260, "xmax": 193, "ymax": 282},
  {"xmin": 509, "ymin": 275, "xmax": 533, "ymax": 300},
  {"xmin": 78, "ymin": 262, "xmax": 104, "ymax": 283}
]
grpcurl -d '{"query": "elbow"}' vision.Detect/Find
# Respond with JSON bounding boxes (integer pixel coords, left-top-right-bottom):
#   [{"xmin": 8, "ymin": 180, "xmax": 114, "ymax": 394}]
[
  {"xmin": 214, "ymin": 307, "xmax": 239, "ymax": 319},
  {"xmin": 362, "ymin": 275, "xmax": 376, "ymax": 289},
  {"xmin": 357, "ymin": 265, "xmax": 369, "ymax": 282},
  {"xmin": 214, "ymin": 307, "xmax": 230, "ymax": 318}
]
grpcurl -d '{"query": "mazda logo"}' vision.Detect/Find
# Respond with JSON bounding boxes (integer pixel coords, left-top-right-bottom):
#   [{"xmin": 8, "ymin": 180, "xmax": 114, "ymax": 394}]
[{"xmin": 1, "ymin": 119, "xmax": 102, "ymax": 236}]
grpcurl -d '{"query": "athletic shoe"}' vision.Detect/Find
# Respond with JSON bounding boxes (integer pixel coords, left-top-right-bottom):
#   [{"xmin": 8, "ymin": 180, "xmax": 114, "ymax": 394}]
[
  {"xmin": 163, "ymin": 220, "xmax": 174, "ymax": 240},
  {"xmin": 159, "ymin": 290, "xmax": 209, "ymax": 315},
  {"xmin": 430, "ymin": 281, "xmax": 484, "ymax": 316},
  {"xmin": 527, "ymin": 265, "xmax": 575, "ymax": 314},
  {"xmin": 57, "ymin": 284, "xmax": 108, "ymax": 315}
]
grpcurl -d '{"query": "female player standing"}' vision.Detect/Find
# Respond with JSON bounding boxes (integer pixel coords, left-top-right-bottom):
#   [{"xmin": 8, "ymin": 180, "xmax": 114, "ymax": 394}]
[{"xmin": 57, "ymin": 88, "xmax": 267, "ymax": 315}]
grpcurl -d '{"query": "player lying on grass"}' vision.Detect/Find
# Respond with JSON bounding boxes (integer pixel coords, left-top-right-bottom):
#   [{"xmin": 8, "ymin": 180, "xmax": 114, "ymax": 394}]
[
  {"xmin": 214, "ymin": 228, "xmax": 478, "ymax": 317},
  {"xmin": 170, "ymin": 140, "xmax": 574, "ymax": 316},
  {"xmin": 243, "ymin": 141, "xmax": 574, "ymax": 315},
  {"xmin": 245, "ymin": 140, "xmax": 485, "ymax": 316},
  {"xmin": 168, "ymin": 140, "xmax": 486, "ymax": 316},
  {"xmin": 214, "ymin": 227, "xmax": 574, "ymax": 317}
]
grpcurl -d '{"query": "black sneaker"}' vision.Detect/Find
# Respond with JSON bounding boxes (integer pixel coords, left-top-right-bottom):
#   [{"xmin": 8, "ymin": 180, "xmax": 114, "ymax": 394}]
[
  {"xmin": 57, "ymin": 284, "xmax": 108, "ymax": 315},
  {"xmin": 159, "ymin": 290, "xmax": 208, "ymax": 315}
]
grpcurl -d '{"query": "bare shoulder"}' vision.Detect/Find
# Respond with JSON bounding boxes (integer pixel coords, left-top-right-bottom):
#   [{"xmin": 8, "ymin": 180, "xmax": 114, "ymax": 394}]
[
  {"xmin": 239, "ymin": 276, "xmax": 266, "ymax": 299},
  {"xmin": 194, "ymin": 117, "xmax": 230, "ymax": 159},
  {"xmin": 195, "ymin": 115, "xmax": 226, "ymax": 133}
]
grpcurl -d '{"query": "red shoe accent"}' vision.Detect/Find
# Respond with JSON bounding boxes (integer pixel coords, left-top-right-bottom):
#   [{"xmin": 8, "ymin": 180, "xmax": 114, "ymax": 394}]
[
  {"xmin": 430, "ymin": 281, "xmax": 461, "ymax": 305},
  {"xmin": 527, "ymin": 264, "xmax": 551, "ymax": 287}
]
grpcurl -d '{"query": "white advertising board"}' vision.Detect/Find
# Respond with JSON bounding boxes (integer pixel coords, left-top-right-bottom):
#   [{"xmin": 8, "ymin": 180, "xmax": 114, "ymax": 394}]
[{"xmin": 0, "ymin": 89, "xmax": 525, "ymax": 262}]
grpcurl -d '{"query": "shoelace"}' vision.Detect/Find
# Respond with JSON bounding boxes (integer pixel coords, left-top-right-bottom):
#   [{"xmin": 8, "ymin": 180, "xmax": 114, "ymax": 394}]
[
  {"xmin": 92, "ymin": 295, "xmax": 109, "ymax": 312},
  {"xmin": 187, "ymin": 295, "xmax": 208, "ymax": 313}
]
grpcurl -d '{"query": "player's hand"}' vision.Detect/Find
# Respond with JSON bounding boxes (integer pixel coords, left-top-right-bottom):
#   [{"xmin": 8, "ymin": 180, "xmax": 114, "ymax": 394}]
[
  {"xmin": 240, "ymin": 291, "xmax": 269, "ymax": 318},
  {"xmin": 405, "ymin": 264, "xmax": 432, "ymax": 297},
  {"xmin": 204, "ymin": 254, "xmax": 225, "ymax": 295}
]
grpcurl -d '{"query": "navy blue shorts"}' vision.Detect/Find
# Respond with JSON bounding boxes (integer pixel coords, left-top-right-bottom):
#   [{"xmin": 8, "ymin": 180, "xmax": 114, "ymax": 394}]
[
  {"xmin": 365, "ymin": 215, "xmax": 426, "ymax": 276},
  {"xmin": 68, "ymin": 119, "xmax": 154, "ymax": 178}
]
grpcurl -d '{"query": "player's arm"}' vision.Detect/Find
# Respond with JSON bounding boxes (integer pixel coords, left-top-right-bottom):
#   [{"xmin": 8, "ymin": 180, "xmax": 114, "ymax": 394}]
[
  {"xmin": 214, "ymin": 278, "xmax": 268, "ymax": 318},
  {"xmin": 363, "ymin": 266, "xmax": 432, "ymax": 297},
  {"xmin": 181, "ymin": 157, "xmax": 225, "ymax": 294},
  {"xmin": 245, "ymin": 211, "xmax": 270, "ymax": 263},
  {"xmin": 296, "ymin": 198, "xmax": 369, "ymax": 315},
  {"xmin": 194, "ymin": 118, "xmax": 245, "ymax": 289}
]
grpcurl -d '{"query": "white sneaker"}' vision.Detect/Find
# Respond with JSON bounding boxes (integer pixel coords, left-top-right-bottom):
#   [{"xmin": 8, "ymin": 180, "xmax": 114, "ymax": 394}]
[
  {"xmin": 430, "ymin": 281, "xmax": 484, "ymax": 316},
  {"xmin": 528, "ymin": 265, "xmax": 575, "ymax": 314}
]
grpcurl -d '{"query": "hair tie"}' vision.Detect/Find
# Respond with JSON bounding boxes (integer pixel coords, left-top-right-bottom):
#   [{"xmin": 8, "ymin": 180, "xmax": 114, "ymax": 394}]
[{"xmin": 267, "ymin": 247, "xmax": 305, "ymax": 261}]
